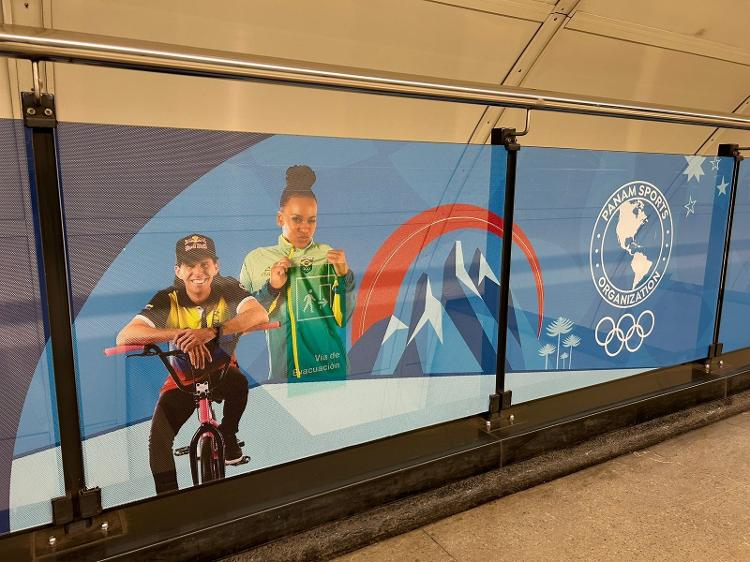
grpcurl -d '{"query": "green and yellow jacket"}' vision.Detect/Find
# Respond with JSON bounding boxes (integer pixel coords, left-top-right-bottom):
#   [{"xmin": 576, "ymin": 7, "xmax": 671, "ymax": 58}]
[{"xmin": 240, "ymin": 235, "xmax": 355, "ymax": 382}]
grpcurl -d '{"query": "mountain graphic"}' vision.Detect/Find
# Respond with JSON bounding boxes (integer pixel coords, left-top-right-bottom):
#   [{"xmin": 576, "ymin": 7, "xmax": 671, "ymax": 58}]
[
  {"xmin": 442, "ymin": 241, "xmax": 497, "ymax": 372},
  {"xmin": 372, "ymin": 315, "xmax": 409, "ymax": 375},
  {"xmin": 470, "ymin": 248, "xmax": 499, "ymax": 317},
  {"xmin": 349, "ymin": 240, "xmax": 510, "ymax": 376},
  {"xmin": 395, "ymin": 273, "xmax": 482, "ymax": 375}
]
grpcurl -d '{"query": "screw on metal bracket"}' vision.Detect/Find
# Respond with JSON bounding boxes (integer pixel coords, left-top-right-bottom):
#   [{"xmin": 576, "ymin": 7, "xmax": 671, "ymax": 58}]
[
  {"xmin": 48, "ymin": 536, "xmax": 57, "ymax": 547},
  {"xmin": 705, "ymin": 361, "xmax": 711, "ymax": 371},
  {"xmin": 101, "ymin": 521, "xmax": 109, "ymax": 532},
  {"xmin": 26, "ymin": 107, "xmax": 36, "ymax": 116},
  {"xmin": 43, "ymin": 108, "xmax": 53, "ymax": 116},
  {"xmin": 508, "ymin": 414, "xmax": 515, "ymax": 424},
  {"xmin": 719, "ymin": 360, "xmax": 724, "ymax": 367}
]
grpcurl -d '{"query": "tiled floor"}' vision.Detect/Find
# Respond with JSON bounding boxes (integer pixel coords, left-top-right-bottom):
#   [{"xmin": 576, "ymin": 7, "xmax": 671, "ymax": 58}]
[{"xmin": 334, "ymin": 412, "xmax": 750, "ymax": 561}]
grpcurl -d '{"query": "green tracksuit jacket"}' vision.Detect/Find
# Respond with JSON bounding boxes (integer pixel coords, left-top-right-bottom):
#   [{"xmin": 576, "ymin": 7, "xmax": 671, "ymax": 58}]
[{"xmin": 240, "ymin": 235, "xmax": 356, "ymax": 382}]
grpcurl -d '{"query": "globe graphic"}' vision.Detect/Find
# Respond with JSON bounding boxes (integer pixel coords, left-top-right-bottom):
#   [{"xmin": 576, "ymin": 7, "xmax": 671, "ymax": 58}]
[{"xmin": 600, "ymin": 199, "xmax": 663, "ymax": 293}]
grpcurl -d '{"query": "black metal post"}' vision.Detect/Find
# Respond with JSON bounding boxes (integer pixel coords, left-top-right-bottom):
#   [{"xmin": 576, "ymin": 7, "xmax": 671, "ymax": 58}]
[
  {"xmin": 486, "ymin": 128, "xmax": 519, "ymax": 428},
  {"xmin": 709, "ymin": 143, "xmax": 744, "ymax": 361},
  {"xmin": 22, "ymin": 91, "xmax": 101, "ymax": 525}
]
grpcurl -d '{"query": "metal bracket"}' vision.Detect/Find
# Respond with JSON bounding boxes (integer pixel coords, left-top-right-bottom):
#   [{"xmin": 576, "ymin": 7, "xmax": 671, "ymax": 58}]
[
  {"xmin": 491, "ymin": 127, "xmax": 520, "ymax": 151},
  {"xmin": 718, "ymin": 143, "xmax": 744, "ymax": 160},
  {"xmin": 21, "ymin": 90, "xmax": 56, "ymax": 128},
  {"xmin": 489, "ymin": 391, "xmax": 512, "ymax": 413},
  {"xmin": 36, "ymin": 511, "xmax": 123, "ymax": 558},
  {"xmin": 51, "ymin": 487, "xmax": 102, "ymax": 526},
  {"xmin": 486, "ymin": 391, "xmax": 514, "ymax": 431},
  {"xmin": 703, "ymin": 343, "xmax": 726, "ymax": 373}
]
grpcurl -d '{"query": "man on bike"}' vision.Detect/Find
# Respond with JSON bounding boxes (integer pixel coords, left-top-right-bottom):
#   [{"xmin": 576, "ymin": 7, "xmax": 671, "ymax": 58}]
[{"xmin": 117, "ymin": 233, "xmax": 269, "ymax": 494}]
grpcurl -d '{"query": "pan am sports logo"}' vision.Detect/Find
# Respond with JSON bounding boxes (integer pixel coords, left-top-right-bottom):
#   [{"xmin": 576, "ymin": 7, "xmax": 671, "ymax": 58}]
[{"xmin": 590, "ymin": 181, "xmax": 673, "ymax": 309}]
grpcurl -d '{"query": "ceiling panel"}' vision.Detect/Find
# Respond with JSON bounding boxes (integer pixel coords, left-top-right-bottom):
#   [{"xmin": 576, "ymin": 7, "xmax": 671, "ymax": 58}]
[
  {"xmin": 517, "ymin": 28, "xmax": 750, "ymax": 151},
  {"xmin": 48, "ymin": 0, "xmax": 540, "ymax": 136},
  {"xmin": 577, "ymin": 0, "xmax": 750, "ymax": 52},
  {"xmin": 50, "ymin": 0, "xmax": 539, "ymax": 84},
  {"xmin": 525, "ymin": 29, "xmax": 750, "ymax": 110},
  {"xmin": 53, "ymin": 64, "xmax": 487, "ymax": 142}
]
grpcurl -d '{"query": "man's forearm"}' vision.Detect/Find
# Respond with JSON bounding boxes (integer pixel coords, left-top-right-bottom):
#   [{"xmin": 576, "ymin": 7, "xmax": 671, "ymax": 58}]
[
  {"xmin": 222, "ymin": 305, "xmax": 269, "ymax": 336},
  {"xmin": 116, "ymin": 324, "xmax": 183, "ymax": 345}
]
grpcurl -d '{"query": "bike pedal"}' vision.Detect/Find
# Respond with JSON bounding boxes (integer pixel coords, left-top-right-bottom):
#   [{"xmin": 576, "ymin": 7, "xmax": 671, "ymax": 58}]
[
  {"xmin": 227, "ymin": 455, "xmax": 250, "ymax": 466},
  {"xmin": 173, "ymin": 446, "xmax": 190, "ymax": 456}
]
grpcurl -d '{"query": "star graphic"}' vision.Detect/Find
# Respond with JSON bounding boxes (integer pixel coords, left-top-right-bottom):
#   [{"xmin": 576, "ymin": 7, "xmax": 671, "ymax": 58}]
[
  {"xmin": 684, "ymin": 195, "xmax": 697, "ymax": 217},
  {"xmin": 683, "ymin": 155, "xmax": 706, "ymax": 182},
  {"xmin": 717, "ymin": 176, "xmax": 729, "ymax": 196},
  {"xmin": 710, "ymin": 156, "xmax": 721, "ymax": 171}
]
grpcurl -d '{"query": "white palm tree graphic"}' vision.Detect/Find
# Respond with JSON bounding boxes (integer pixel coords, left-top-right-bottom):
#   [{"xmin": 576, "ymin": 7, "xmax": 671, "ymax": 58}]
[
  {"xmin": 563, "ymin": 334, "xmax": 581, "ymax": 370},
  {"xmin": 560, "ymin": 352, "xmax": 569, "ymax": 369},
  {"xmin": 538, "ymin": 343, "xmax": 556, "ymax": 370},
  {"xmin": 546, "ymin": 317, "xmax": 575, "ymax": 369}
]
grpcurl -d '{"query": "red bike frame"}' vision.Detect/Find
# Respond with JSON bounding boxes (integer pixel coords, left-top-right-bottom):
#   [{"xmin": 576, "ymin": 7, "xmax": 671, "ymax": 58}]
[{"xmin": 105, "ymin": 321, "xmax": 280, "ymax": 486}]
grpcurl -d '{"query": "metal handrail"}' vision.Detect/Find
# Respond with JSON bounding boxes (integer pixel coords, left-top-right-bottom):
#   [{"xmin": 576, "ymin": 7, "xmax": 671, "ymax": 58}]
[{"xmin": 1, "ymin": 23, "xmax": 749, "ymax": 130}]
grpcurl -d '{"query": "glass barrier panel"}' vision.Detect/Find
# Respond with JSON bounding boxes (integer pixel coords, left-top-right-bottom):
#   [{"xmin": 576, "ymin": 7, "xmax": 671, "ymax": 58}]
[
  {"xmin": 56, "ymin": 124, "xmax": 504, "ymax": 507},
  {"xmin": 507, "ymin": 147, "xmax": 732, "ymax": 404},
  {"xmin": 719, "ymin": 161, "xmax": 750, "ymax": 353},
  {"xmin": 0, "ymin": 119, "xmax": 65, "ymax": 533}
]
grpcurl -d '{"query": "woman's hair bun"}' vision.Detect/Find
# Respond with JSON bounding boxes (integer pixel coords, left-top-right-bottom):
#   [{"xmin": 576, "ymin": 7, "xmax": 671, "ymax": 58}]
[{"xmin": 285, "ymin": 165, "xmax": 316, "ymax": 192}]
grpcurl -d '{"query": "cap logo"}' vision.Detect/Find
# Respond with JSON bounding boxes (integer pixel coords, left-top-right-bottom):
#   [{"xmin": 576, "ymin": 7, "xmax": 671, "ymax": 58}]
[{"xmin": 184, "ymin": 235, "xmax": 208, "ymax": 252}]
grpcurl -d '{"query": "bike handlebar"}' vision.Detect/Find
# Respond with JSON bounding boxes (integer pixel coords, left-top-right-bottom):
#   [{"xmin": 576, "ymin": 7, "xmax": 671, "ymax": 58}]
[
  {"xmin": 103, "ymin": 321, "xmax": 281, "ymax": 356},
  {"xmin": 104, "ymin": 344, "xmax": 148, "ymax": 356},
  {"xmin": 103, "ymin": 320, "xmax": 282, "ymax": 395}
]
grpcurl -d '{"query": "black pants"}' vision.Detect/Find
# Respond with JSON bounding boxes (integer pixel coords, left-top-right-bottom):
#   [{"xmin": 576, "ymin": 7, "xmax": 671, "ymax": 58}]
[{"xmin": 149, "ymin": 366, "xmax": 248, "ymax": 494}]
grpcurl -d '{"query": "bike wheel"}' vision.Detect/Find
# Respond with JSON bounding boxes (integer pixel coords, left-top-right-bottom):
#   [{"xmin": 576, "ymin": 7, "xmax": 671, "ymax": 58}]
[{"xmin": 198, "ymin": 434, "xmax": 222, "ymax": 484}]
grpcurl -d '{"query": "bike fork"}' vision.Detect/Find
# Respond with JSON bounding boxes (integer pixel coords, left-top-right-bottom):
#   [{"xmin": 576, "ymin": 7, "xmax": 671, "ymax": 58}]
[{"xmin": 188, "ymin": 392, "xmax": 226, "ymax": 485}]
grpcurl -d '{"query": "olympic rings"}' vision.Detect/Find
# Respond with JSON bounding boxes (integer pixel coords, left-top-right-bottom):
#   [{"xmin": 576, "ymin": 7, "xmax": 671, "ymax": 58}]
[{"xmin": 595, "ymin": 310, "xmax": 655, "ymax": 357}]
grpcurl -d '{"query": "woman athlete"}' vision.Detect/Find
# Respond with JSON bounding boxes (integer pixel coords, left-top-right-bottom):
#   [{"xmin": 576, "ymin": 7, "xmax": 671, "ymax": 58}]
[{"xmin": 240, "ymin": 165, "xmax": 356, "ymax": 381}]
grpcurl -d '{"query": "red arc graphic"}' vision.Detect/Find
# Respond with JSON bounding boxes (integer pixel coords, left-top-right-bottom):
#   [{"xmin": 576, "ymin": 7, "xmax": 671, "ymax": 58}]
[{"xmin": 351, "ymin": 203, "xmax": 544, "ymax": 344}]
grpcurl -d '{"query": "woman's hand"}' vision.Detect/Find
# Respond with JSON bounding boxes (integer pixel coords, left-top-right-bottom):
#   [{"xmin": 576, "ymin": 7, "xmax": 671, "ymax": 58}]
[
  {"xmin": 270, "ymin": 257, "xmax": 292, "ymax": 289},
  {"xmin": 327, "ymin": 249, "xmax": 349, "ymax": 277}
]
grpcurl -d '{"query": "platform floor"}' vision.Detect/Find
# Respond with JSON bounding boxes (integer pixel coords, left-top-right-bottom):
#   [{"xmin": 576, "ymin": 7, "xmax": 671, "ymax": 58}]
[{"xmin": 333, "ymin": 411, "xmax": 750, "ymax": 562}]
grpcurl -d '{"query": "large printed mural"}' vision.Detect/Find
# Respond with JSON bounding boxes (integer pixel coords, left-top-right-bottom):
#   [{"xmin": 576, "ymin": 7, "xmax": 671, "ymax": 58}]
[
  {"xmin": 18, "ymin": 127, "xmax": 511, "ymax": 514},
  {"xmin": 4, "ymin": 122, "xmax": 739, "ymax": 531}
]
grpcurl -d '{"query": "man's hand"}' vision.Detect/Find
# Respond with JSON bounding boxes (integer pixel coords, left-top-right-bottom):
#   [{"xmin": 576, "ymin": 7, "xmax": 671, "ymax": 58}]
[
  {"xmin": 186, "ymin": 344, "xmax": 212, "ymax": 370},
  {"xmin": 270, "ymin": 257, "xmax": 292, "ymax": 289},
  {"xmin": 174, "ymin": 328, "xmax": 216, "ymax": 369},
  {"xmin": 174, "ymin": 327, "xmax": 216, "ymax": 350},
  {"xmin": 327, "ymin": 249, "xmax": 349, "ymax": 277}
]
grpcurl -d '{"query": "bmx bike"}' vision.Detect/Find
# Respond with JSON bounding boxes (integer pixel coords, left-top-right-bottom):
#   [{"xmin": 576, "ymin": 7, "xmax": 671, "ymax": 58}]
[{"xmin": 104, "ymin": 321, "xmax": 279, "ymax": 487}]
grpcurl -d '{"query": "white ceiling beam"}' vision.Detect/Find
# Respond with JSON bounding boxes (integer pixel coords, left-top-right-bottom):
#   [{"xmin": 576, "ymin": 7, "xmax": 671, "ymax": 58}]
[
  {"xmin": 468, "ymin": 0, "xmax": 581, "ymax": 143},
  {"xmin": 567, "ymin": 12, "xmax": 750, "ymax": 68},
  {"xmin": 424, "ymin": 0, "xmax": 552, "ymax": 22}
]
